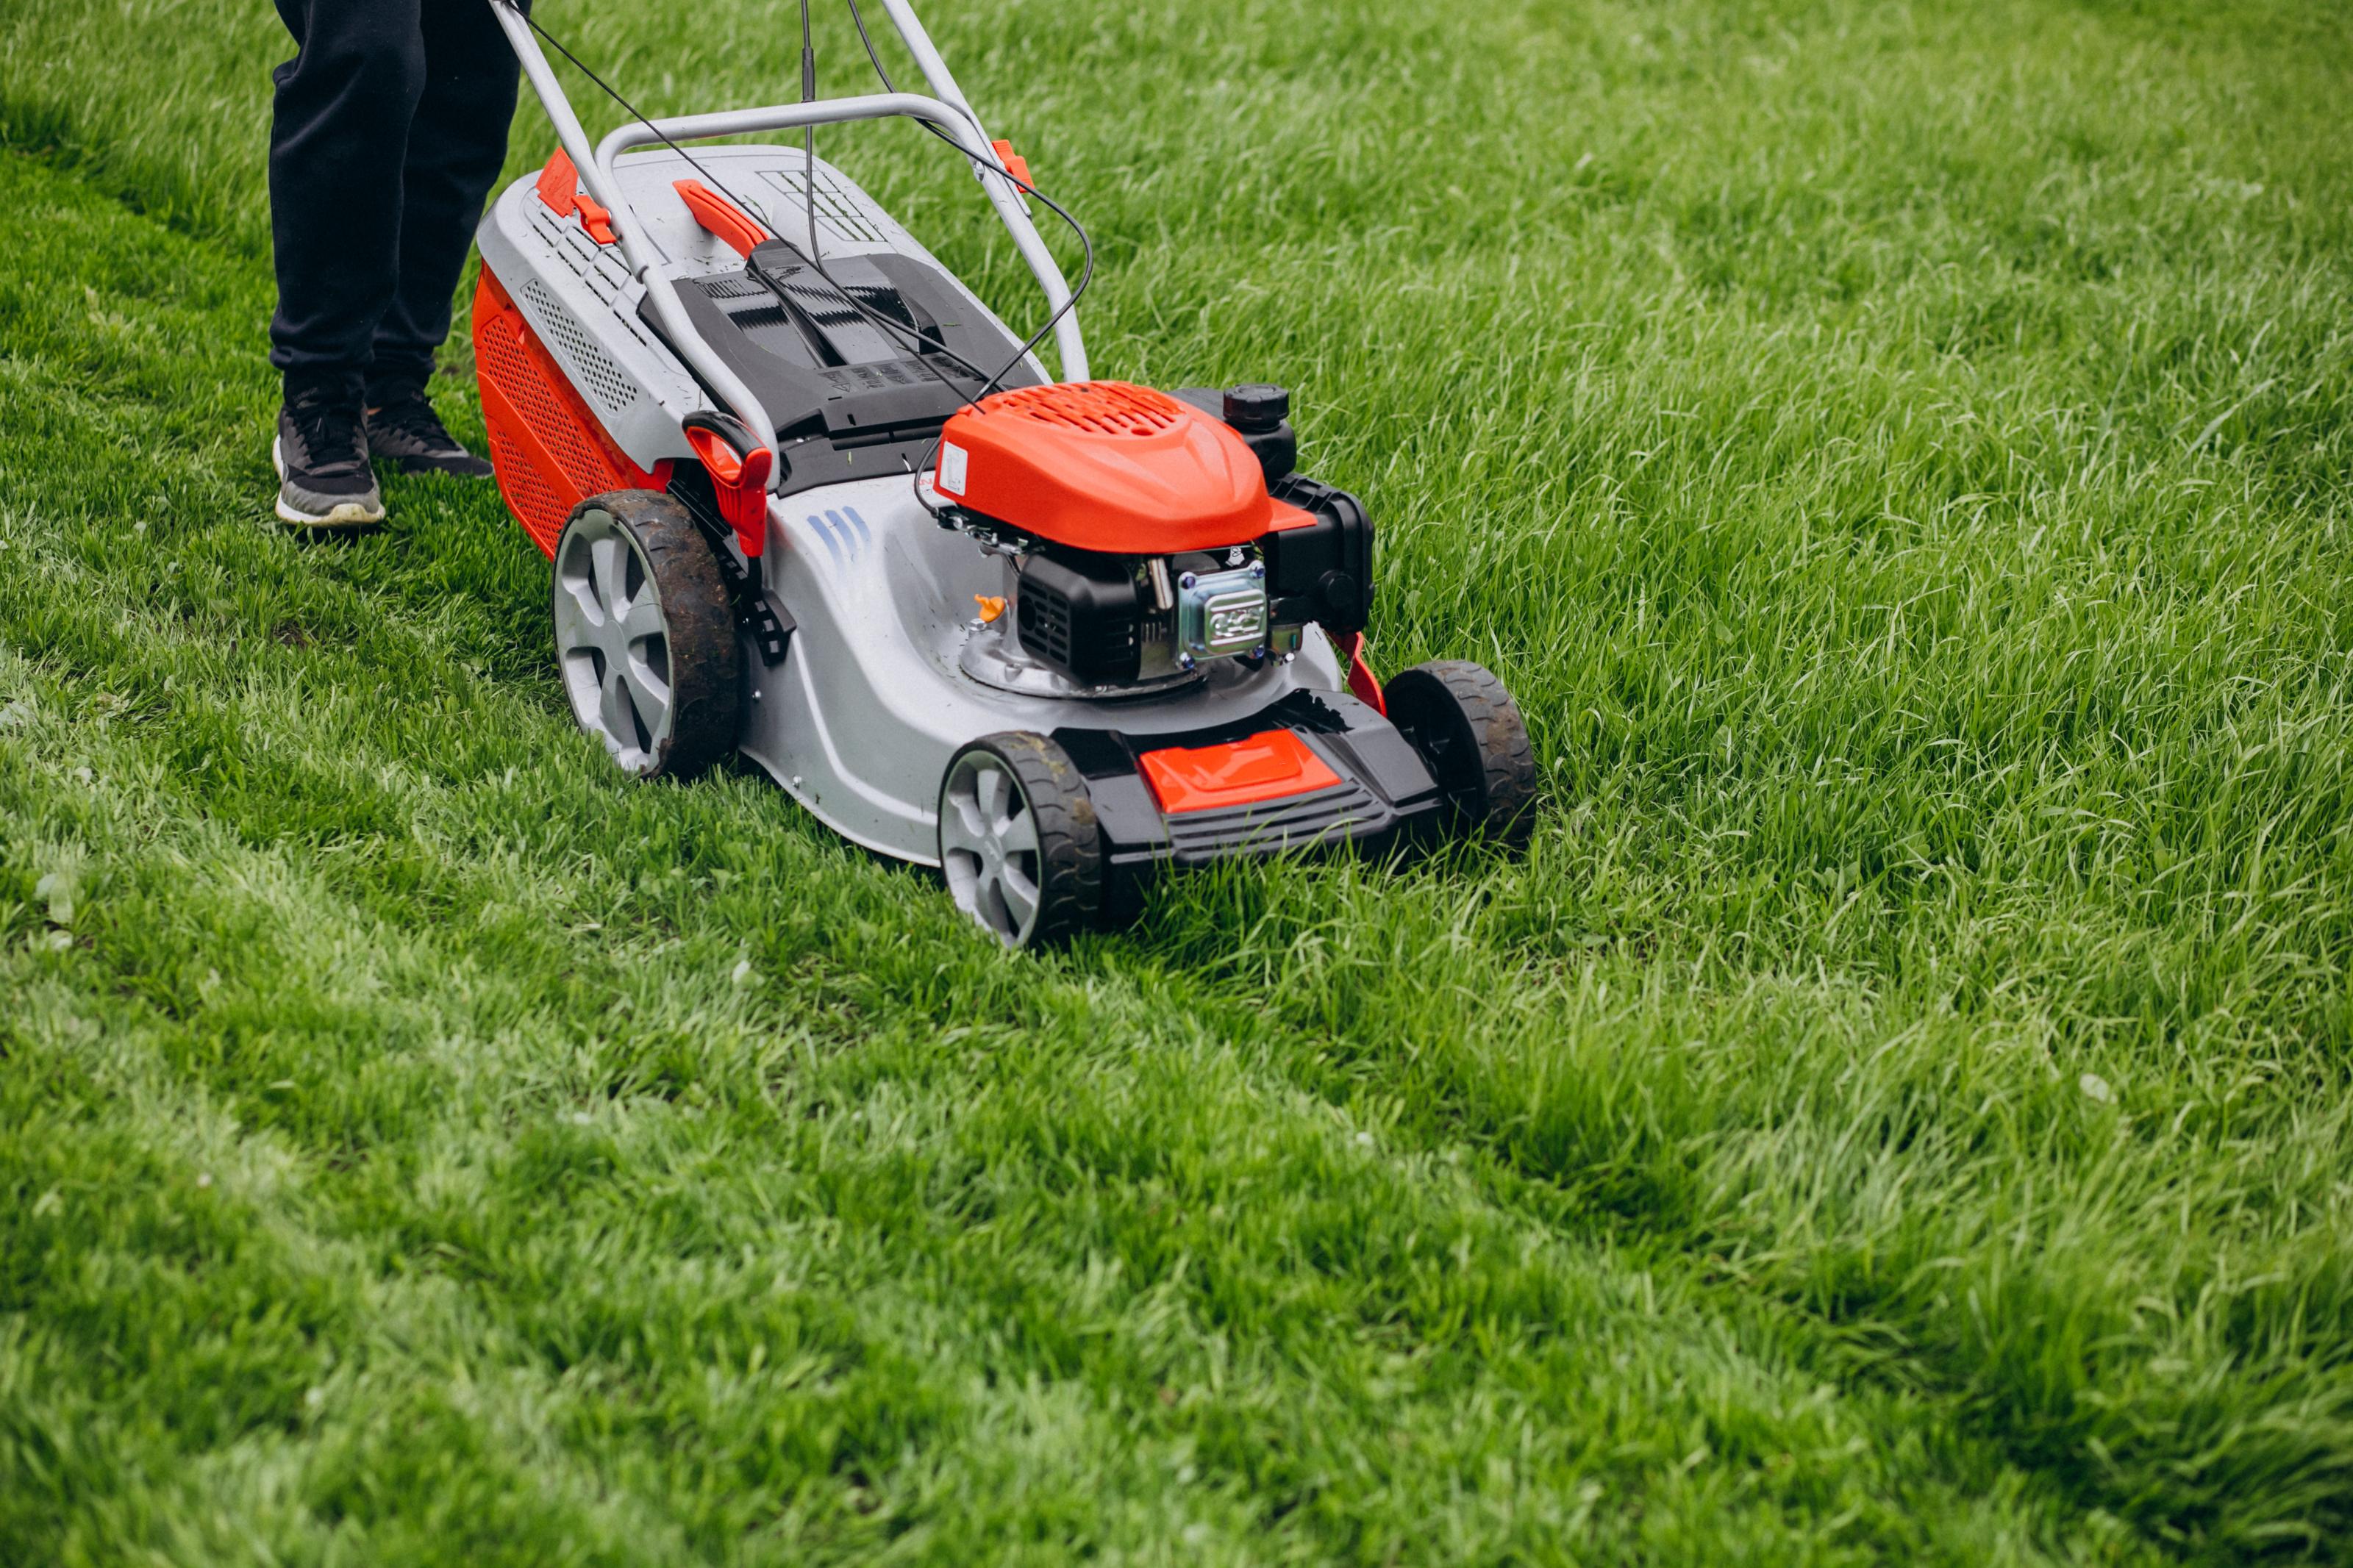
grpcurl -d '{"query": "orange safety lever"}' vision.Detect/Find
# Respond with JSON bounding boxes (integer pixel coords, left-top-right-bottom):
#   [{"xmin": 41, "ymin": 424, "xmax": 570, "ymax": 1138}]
[
  {"xmin": 682, "ymin": 415, "xmax": 775, "ymax": 558},
  {"xmin": 535, "ymin": 149, "xmax": 615, "ymax": 245},
  {"xmin": 990, "ymin": 139, "xmax": 1032, "ymax": 190},
  {"xmin": 673, "ymin": 179, "xmax": 771, "ymax": 258}
]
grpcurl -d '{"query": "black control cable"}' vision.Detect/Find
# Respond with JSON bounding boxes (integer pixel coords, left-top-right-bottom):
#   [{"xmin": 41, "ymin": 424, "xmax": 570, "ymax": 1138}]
[
  {"xmin": 514, "ymin": 3, "xmax": 1093, "ymax": 435},
  {"xmin": 792, "ymin": 0, "xmax": 979, "ymax": 395},
  {"xmin": 799, "ymin": 0, "xmax": 824, "ymax": 269},
  {"xmin": 837, "ymin": 0, "xmax": 1099, "ymax": 520},
  {"xmin": 840, "ymin": 0, "xmax": 1095, "ymax": 404},
  {"xmin": 519, "ymin": 3, "xmax": 988, "ymax": 392}
]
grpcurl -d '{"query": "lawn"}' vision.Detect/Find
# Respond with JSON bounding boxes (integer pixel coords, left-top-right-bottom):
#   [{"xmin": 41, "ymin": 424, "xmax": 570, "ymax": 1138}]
[{"xmin": 1, "ymin": 0, "xmax": 2350, "ymax": 1561}]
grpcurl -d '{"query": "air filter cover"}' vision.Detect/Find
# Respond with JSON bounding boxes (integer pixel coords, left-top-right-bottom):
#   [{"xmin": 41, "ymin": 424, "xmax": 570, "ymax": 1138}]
[{"xmin": 934, "ymin": 382, "xmax": 1272, "ymax": 552}]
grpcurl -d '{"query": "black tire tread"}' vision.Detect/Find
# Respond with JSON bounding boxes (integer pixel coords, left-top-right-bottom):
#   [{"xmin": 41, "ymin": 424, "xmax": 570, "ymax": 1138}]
[
  {"xmin": 563, "ymin": 490, "xmax": 741, "ymax": 780},
  {"xmin": 1385, "ymin": 659, "xmax": 1539, "ymax": 848},
  {"xmin": 963, "ymin": 731, "xmax": 1104, "ymax": 945}
]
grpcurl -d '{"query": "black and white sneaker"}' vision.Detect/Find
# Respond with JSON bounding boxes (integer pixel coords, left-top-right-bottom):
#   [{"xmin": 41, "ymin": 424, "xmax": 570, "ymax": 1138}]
[
  {"xmin": 274, "ymin": 389, "xmax": 385, "ymax": 529},
  {"xmin": 365, "ymin": 386, "xmax": 495, "ymax": 477}
]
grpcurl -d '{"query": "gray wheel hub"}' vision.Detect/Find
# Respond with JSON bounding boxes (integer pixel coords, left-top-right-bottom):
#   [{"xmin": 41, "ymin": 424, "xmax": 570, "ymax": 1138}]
[
  {"xmin": 940, "ymin": 751, "xmax": 1044, "ymax": 946},
  {"xmin": 554, "ymin": 509, "xmax": 674, "ymax": 777}
]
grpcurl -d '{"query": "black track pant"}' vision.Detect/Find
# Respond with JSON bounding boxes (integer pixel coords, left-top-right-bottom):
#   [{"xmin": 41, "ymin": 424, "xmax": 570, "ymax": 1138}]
[{"xmin": 268, "ymin": 0, "xmax": 526, "ymax": 404}]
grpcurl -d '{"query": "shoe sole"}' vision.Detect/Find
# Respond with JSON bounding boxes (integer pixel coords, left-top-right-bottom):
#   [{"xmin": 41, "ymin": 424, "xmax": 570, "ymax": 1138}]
[{"xmin": 274, "ymin": 436, "xmax": 385, "ymax": 529}]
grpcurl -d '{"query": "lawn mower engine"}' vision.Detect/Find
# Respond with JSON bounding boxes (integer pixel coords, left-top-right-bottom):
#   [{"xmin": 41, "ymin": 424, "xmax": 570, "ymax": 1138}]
[{"xmin": 930, "ymin": 382, "xmax": 1380, "ymax": 700}]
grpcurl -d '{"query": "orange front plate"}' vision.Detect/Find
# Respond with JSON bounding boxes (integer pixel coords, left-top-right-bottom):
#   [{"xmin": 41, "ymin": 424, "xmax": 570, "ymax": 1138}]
[{"xmin": 1138, "ymin": 730, "xmax": 1343, "ymax": 815}]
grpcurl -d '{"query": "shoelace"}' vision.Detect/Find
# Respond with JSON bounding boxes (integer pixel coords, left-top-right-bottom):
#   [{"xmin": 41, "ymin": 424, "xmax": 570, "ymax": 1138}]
[
  {"xmin": 368, "ymin": 390, "xmax": 457, "ymax": 453},
  {"xmin": 288, "ymin": 390, "xmax": 368, "ymax": 473}
]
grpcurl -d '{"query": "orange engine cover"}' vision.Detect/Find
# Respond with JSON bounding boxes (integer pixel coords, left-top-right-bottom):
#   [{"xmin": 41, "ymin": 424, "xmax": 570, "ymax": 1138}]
[{"xmin": 933, "ymin": 382, "xmax": 1271, "ymax": 553}]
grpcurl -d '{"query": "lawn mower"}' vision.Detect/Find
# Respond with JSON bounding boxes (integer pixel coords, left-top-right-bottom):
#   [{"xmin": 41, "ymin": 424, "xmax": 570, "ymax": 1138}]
[{"xmin": 475, "ymin": 0, "xmax": 1538, "ymax": 945}]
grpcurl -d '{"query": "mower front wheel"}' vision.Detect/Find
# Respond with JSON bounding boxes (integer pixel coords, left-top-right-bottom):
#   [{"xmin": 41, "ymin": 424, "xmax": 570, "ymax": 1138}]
[
  {"xmin": 551, "ymin": 490, "xmax": 740, "ymax": 781},
  {"xmin": 1385, "ymin": 660, "xmax": 1539, "ymax": 849},
  {"xmin": 938, "ymin": 733, "xmax": 1103, "ymax": 948}
]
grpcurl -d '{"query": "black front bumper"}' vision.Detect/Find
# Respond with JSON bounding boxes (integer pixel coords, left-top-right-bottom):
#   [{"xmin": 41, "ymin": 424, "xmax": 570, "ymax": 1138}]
[{"xmin": 1052, "ymin": 687, "xmax": 1443, "ymax": 916}]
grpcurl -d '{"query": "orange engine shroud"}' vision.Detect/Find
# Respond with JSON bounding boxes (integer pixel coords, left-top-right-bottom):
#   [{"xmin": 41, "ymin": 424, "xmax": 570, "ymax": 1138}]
[{"xmin": 935, "ymin": 382, "xmax": 1277, "ymax": 554}]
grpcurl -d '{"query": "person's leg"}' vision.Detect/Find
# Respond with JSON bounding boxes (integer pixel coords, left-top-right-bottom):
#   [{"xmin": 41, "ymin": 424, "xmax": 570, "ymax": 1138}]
[
  {"xmin": 362, "ymin": 0, "xmax": 524, "ymax": 476},
  {"xmin": 266, "ymin": 0, "xmax": 426, "ymax": 525},
  {"xmin": 268, "ymin": 0, "xmax": 427, "ymax": 401}
]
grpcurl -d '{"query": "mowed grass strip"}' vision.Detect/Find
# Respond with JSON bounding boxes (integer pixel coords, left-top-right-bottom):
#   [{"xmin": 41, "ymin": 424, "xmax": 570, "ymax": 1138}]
[{"xmin": 2, "ymin": 0, "xmax": 2352, "ymax": 1560}]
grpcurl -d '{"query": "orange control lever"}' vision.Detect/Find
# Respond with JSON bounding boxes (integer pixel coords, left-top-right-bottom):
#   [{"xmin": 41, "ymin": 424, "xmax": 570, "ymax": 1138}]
[
  {"xmin": 673, "ymin": 179, "xmax": 771, "ymax": 258},
  {"xmin": 683, "ymin": 420, "xmax": 775, "ymax": 558},
  {"xmin": 535, "ymin": 149, "xmax": 615, "ymax": 245}
]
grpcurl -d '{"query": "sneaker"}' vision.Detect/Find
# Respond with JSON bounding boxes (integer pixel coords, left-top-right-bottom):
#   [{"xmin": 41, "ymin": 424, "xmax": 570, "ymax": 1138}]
[
  {"xmin": 365, "ymin": 385, "xmax": 495, "ymax": 477},
  {"xmin": 274, "ymin": 389, "xmax": 385, "ymax": 529}
]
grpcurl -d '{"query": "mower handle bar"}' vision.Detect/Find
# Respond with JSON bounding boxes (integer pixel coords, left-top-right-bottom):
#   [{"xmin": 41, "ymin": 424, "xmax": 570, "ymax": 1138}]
[
  {"xmin": 488, "ymin": 0, "xmax": 1089, "ymax": 495},
  {"xmin": 593, "ymin": 93, "xmax": 1084, "ymax": 372}
]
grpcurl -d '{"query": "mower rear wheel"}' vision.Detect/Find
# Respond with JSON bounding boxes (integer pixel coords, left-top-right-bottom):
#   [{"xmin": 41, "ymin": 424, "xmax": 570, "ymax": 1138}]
[
  {"xmin": 551, "ymin": 491, "xmax": 740, "ymax": 781},
  {"xmin": 938, "ymin": 733, "xmax": 1102, "ymax": 948},
  {"xmin": 1384, "ymin": 660, "xmax": 1539, "ymax": 848}
]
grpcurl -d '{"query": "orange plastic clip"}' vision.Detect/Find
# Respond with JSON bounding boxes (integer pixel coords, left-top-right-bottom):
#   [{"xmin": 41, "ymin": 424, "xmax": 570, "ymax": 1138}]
[
  {"xmin": 990, "ymin": 138, "xmax": 1032, "ymax": 190},
  {"xmin": 535, "ymin": 148, "xmax": 615, "ymax": 244},
  {"xmin": 574, "ymin": 192, "xmax": 617, "ymax": 246},
  {"xmin": 682, "ymin": 424, "xmax": 774, "ymax": 556}
]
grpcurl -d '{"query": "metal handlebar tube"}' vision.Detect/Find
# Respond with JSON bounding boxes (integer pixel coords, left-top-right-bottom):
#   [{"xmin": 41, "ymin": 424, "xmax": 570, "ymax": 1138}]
[
  {"xmin": 488, "ymin": 0, "xmax": 786, "ymax": 487},
  {"xmin": 869, "ymin": 1, "xmax": 998, "ymax": 183},
  {"xmin": 874, "ymin": 0, "xmax": 985, "ymax": 137},
  {"xmin": 487, "ymin": 0, "xmax": 1089, "ymax": 501},
  {"xmin": 591, "ymin": 93, "xmax": 1088, "ymax": 384}
]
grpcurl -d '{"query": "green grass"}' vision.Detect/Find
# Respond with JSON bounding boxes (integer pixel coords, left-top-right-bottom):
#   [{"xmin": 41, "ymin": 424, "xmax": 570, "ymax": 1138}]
[{"xmin": 3, "ymin": 0, "xmax": 2352, "ymax": 1561}]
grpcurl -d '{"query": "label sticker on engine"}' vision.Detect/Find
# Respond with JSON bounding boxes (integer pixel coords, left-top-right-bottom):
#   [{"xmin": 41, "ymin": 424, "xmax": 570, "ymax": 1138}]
[{"xmin": 938, "ymin": 442, "xmax": 969, "ymax": 496}]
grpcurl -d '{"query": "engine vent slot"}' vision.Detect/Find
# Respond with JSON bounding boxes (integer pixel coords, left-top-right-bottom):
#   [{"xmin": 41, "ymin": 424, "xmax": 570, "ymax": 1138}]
[{"xmin": 990, "ymin": 382, "xmax": 1182, "ymax": 438}]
